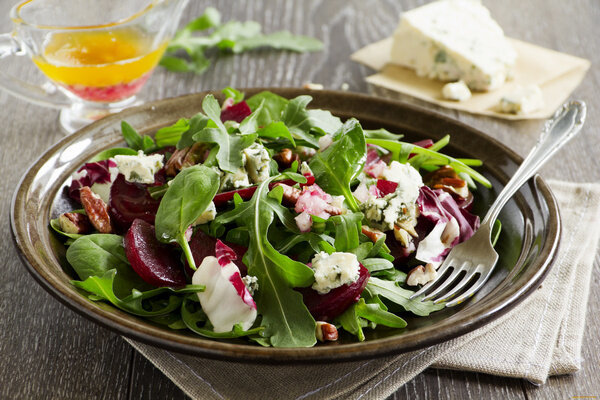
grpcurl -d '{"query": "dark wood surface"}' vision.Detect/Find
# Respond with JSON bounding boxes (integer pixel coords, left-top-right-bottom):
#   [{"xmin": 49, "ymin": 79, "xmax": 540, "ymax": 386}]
[{"xmin": 1, "ymin": 0, "xmax": 599, "ymax": 399}]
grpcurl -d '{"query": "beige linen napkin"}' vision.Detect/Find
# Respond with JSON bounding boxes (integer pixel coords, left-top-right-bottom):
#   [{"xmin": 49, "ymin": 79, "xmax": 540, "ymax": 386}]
[
  {"xmin": 351, "ymin": 38, "xmax": 591, "ymax": 120},
  {"xmin": 126, "ymin": 180, "xmax": 600, "ymax": 399}
]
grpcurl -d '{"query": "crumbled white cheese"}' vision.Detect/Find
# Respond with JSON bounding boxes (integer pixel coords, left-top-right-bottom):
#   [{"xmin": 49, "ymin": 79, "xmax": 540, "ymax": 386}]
[
  {"xmin": 311, "ymin": 252, "xmax": 360, "ymax": 294},
  {"xmin": 242, "ymin": 275, "xmax": 259, "ymax": 296},
  {"xmin": 329, "ymin": 195, "xmax": 346, "ymax": 210},
  {"xmin": 193, "ymin": 201, "xmax": 217, "ymax": 226},
  {"xmin": 381, "ymin": 161, "xmax": 423, "ymax": 205},
  {"xmin": 499, "ymin": 85, "xmax": 544, "ymax": 115},
  {"xmin": 114, "ymin": 151, "xmax": 164, "ymax": 184},
  {"xmin": 390, "ymin": 0, "xmax": 516, "ymax": 91},
  {"xmin": 243, "ymin": 143, "xmax": 271, "ymax": 184},
  {"xmin": 220, "ymin": 154, "xmax": 250, "ymax": 191},
  {"xmin": 442, "ymin": 80, "xmax": 472, "ymax": 101}
]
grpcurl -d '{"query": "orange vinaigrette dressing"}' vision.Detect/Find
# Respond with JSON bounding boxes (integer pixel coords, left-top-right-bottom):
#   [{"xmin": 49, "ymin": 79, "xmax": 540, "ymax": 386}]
[{"xmin": 33, "ymin": 27, "xmax": 167, "ymax": 102}]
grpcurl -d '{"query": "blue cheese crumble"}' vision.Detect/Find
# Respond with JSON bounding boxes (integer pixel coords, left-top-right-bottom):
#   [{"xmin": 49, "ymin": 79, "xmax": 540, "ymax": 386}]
[
  {"xmin": 311, "ymin": 252, "xmax": 360, "ymax": 294},
  {"xmin": 114, "ymin": 150, "xmax": 164, "ymax": 184}
]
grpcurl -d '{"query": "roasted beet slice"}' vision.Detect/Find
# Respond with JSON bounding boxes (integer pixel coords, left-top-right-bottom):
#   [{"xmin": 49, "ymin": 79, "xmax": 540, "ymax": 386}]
[
  {"xmin": 108, "ymin": 174, "xmax": 162, "ymax": 233},
  {"xmin": 221, "ymin": 100, "xmax": 252, "ymax": 123},
  {"xmin": 186, "ymin": 230, "xmax": 248, "ymax": 276},
  {"xmin": 299, "ymin": 264, "xmax": 370, "ymax": 321},
  {"xmin": 124, "ymin": 219, "xmax": 186, "ymax": 288},
  {"xmin": 213, "ymin": 175, "xmax": 316, "ymax": 207}
]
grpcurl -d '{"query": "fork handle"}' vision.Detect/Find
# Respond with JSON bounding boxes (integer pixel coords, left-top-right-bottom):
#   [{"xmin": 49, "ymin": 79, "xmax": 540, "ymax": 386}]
[{"xmin": 481, "ymin": 100, "xmax": 587, "ymax": 227}]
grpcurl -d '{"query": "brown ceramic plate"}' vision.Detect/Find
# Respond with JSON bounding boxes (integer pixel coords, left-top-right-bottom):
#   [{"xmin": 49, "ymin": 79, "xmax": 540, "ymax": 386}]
[{"xmin": 11, "ymin": 88, "xmax": 560, "ymax": 363}]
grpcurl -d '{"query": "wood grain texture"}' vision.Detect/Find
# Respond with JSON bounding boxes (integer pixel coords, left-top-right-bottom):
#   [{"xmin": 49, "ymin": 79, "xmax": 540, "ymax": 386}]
[{"xmin": 0, "ymin": 0, "xmax": 598, "ymax": 399}]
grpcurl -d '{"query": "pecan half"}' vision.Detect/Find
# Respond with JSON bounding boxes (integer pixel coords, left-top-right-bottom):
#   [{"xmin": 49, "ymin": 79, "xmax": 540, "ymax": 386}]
[
  {"xmin": 58, "ymin": 212, "xmax": 92, "ymax": 234},
  {"xmin": 362, "ymin": 225, "xmax": 386, "ymax": 243},
  {"xmin": 165, "ymin": 147, "xmax": 189, "ymax": 176},
  {"xmin": 424, "ymin": 165, "xmax": 469, "ymax": 199},
  {"xmin": 274, "ymin": 183, "xmax": 301, "ymax": 206},
  {"xmin": 316, "ymin": 321, "xmax": 338, "ymax": 342},
  {"xmin": 406, "ymin": 263, "xmax": 437, "ymax": 286},
  {"xmin": 273, "ymin": 148, "xmax": 299, "ymax": 170},
  {"xmin": 80, "ymin": 186, "xmax": 112, "ymax": 233}
]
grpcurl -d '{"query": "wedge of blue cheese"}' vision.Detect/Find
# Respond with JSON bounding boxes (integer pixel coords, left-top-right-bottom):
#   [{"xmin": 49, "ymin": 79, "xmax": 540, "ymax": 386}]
[
  {"xmin": 390, "ymin": 0, "xmax": 517, "ymax": 91},
  {"xmin": 114, "ymin": 151, "xmax": 164, "ymax": 184}
]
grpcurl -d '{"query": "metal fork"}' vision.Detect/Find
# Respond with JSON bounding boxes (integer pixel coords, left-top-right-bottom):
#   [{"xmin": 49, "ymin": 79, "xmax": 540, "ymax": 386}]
[{"xmin": 410, "ymin": 100, "xmax": 587, "ymax": 307}]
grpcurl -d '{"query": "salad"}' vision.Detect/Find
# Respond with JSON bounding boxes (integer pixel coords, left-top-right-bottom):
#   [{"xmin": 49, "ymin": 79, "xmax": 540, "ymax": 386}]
[{"xmin": 51, "ymin": 88, "xmax": 493, "ymax": 348}]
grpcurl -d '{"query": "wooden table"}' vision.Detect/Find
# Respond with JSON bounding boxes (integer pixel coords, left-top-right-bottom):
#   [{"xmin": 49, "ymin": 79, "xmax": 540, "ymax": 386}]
[{"xmin": 1, "ymin": 0, "xmax": 598, "ymax": 398}]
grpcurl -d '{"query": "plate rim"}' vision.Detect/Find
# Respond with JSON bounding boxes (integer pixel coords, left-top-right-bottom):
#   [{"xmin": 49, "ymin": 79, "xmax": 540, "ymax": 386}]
[{"xmin": 10, "ymin": 88, "xmax": 561, "ymax": 363}]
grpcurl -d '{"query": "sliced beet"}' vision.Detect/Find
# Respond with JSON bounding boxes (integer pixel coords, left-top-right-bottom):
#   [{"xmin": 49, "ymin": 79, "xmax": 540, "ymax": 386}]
[
  {"xmin": 298, "ymin": 263, "xmax": 370, "ymax": 321},
  {"xmin": 213, "ymin": 175, "xmax": 316, "ymax": 207},
  {"xmin": 186, "ymin": 230, "xmax": 248, "ymax": 277},
  {"xmin": 221, "ymin": 100, "xmax": 252, "ymax": 123},
  {"xmin": 124, "ymin": 219, "xmax": 186, "ymax": 288},
  {"xmin": 108, "ymin": 174, "xmax": 162, "ymax": 233}
]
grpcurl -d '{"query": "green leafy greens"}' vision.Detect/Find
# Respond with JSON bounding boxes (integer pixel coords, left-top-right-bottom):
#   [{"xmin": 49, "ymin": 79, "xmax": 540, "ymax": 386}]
[{"xmin": 161, "ymin": 7, "xmax": 323, "ymax": 75}]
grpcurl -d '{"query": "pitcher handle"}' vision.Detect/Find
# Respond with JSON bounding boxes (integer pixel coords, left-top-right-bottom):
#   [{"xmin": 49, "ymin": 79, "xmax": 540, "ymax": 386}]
[{"xmin": 0, "ymin": 32, "xmax": 72, "ymax": 109}]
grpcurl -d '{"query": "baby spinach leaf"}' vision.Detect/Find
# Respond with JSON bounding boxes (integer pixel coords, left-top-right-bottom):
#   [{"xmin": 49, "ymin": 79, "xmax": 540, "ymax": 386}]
[
  {"xmin": 72, "ymin": 269, "xmax": 204, "ymax": 316},
  {"xmin": 257, "ymin": 122, "xmax": 296, "ymax": 147},
  {"xmin": 67, "ymin": 234, "xmax": 151, "ymax": 298},
  {"xmin": 181, "ymin": 295, "xmax": 264, "ymax": 338},
  {"xmin": 309, "ymin": 118, "xmax": 366, "ymax": 212},
  {"xmin": 155, "ymin": 165, "xmax": 220, "ymax": 270},
  {"xmin": 366, "ymin": 277, "xmax": 445, "ymax": 316}
]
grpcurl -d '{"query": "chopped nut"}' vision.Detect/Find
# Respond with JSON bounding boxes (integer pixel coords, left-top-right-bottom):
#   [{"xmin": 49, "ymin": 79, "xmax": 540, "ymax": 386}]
[
  {"xmin": 58, "ymin": 212, "xmax": 92, "ymax": 234},
  {"xmin": 361, "ymin": 225, "xmax": 386, "ymax": 243},
  {"xmin": 424, "ymin": 165, "xmax": 469, "ymax": 199},
  {"xmin": 273, "ymin": 148, "xmax": 299, "ymax": 170},
  {"xmin": 406, "ymin": 263, "xmax": 437, "ymax": 286},
  {"xmin": 274, "ymin": 183, "xmax": 301, "ymax": 206},
  {"xmin": 80, "ymin": 186, "xmax": 112, "ymax": 233},
  {"xmin": 393, "ymin": 226, "xmax": 412, "ymax": 247},
  {"xmin": 181, "ymin": 143, "xmax": 209, "ymax": 169},
  {"xmin": 316, "ymin": 321, "xmax": 338, "ymax": 342},
  {"xmin": 395, "ymin": 220, "xmax": 418, "ymax": 238},
  {"xmin": 323, "ymin": 204, "xmax": 343, "ymax": 216},
  {"xmin": 165, "ymin": 147, "xmax": 189, "ymax": 176}
]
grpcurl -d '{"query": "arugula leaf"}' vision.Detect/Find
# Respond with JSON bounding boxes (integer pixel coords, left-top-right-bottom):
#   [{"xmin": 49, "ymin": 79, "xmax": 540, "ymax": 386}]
[
  {"xmin": 246, "ymin": 91, "xmax": 289, "ymax": 121},
  {"xmin": 154, "ymin": 119, "xmax": 190, "ymax": 147},
  {"xmin": 355, "ymin": 298, "xmax": 407, "ymax": 328},
  {"xmin": 177, "ymin": 112, "xmax": 211, "ymax": 150},
  {"xmin": 214, "ymin": 174, "xmax": 316, "ymax": 347},
  {"xmin": 162, "ymin": 9, "xmax": 322, "ymax": 76},
  {"xmin": 336, "ymin": 304, "xmax": 365, "ymax": 341},
  {"xmin": 67, "ymin": 234, "xmax": 151, "ymax": 298},
  {"xmin": 72, "ymin": 269, "xmax": 204, "ymax": 316},
  {"xmin": 121, "ymin": 121, "xmax": 156, "ymax": 152},
  {"xmin": 364, "ymin": 128, "xmax": 403, "ymax": 140},
  {"xmin": 309, "ymin": 118, "xmax": 366, "ymax": 212},
  {"xmin": 361, "ymin": 258, "xmax": 394, "ymax": 273},
  {"xmin": 232, "ymin": 31, "xmax": 324, "ymax": 53},
  {"xmin": 326, "ymin": 212, "xmax": 363, "ymax": 252},
  {"xmin": 222, "ymin": 86, "xmax": 244, "ymax": 103},
  {"xmin": 366, "ymin": 277, "xmax": 445, "ymax": 316},
  {"xmin": 366, "ymin": 137, "xmax": 491, "ymax": 188},
  {"xmin": 155, "ymin": 165, "xmax": 220, "ymax": 271},
  {"xmin": 281, "ymin": 95, "xmax": 342, "ymax": 147},
  {"xmin": 192, "ymin": 95, "xmax": 256, "ymax": 172}
]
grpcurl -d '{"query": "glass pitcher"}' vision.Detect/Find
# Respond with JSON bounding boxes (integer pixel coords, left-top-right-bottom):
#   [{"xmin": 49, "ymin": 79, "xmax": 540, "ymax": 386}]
[{"xmin": 0, "ymin": 0, "xmax": 189, "ymax": 133}]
